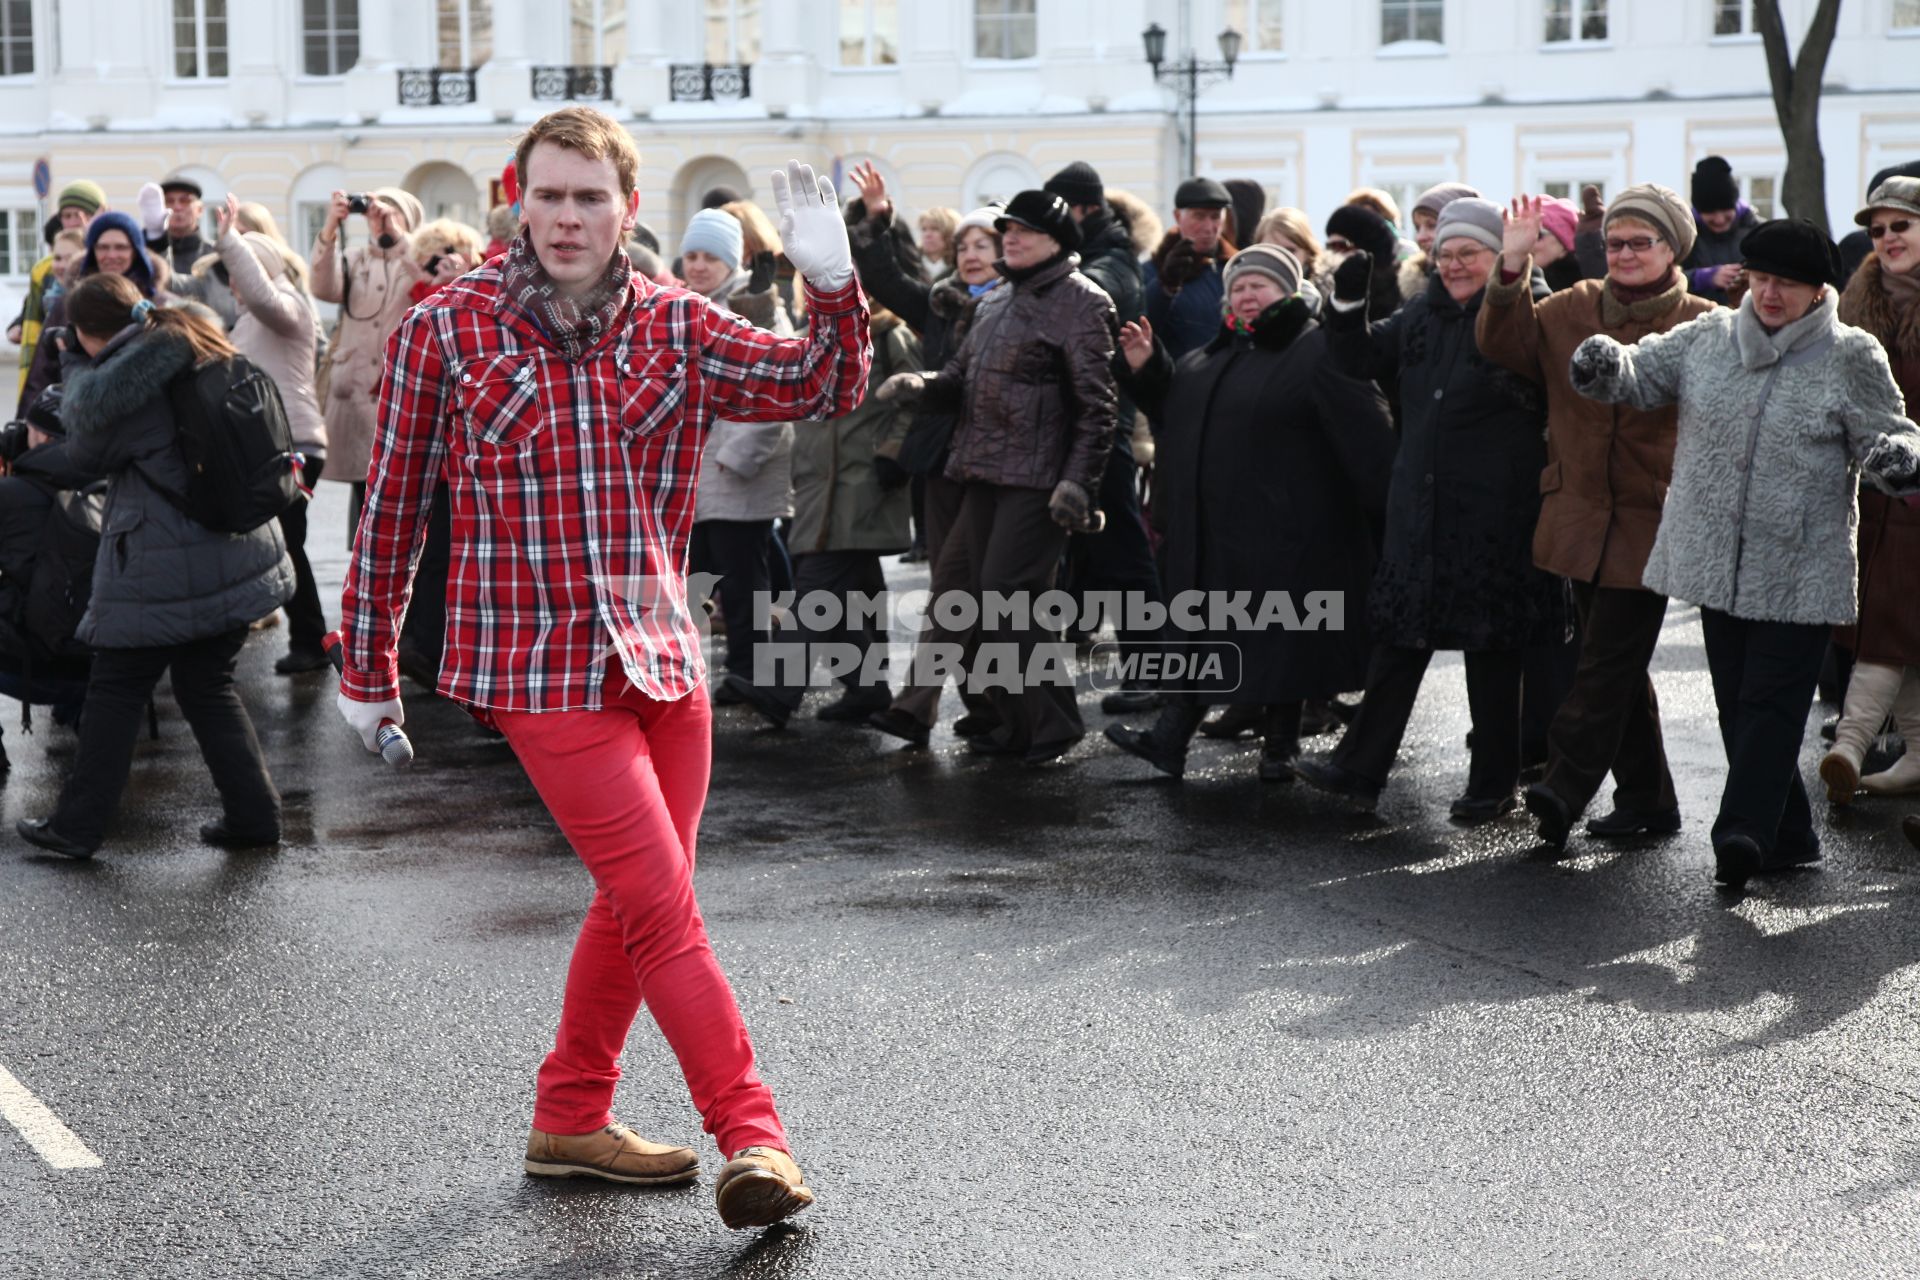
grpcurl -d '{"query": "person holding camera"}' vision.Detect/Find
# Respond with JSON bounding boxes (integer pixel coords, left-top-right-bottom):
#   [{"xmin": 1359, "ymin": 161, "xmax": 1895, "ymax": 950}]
[{"xmin": 310, "ymin": 187, "xmax": 425, "ymax": 539}]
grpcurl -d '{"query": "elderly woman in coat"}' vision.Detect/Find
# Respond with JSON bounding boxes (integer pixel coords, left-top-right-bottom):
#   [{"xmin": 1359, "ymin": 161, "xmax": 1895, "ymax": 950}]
[
  {"xmin": 16, "ymin": 274, "xmax": 295, "ymax": 859},
  {"xmin": 1571, "ymin": 219, "xmax": 1920, "ymax": 888},
  {"xmin": 1298, "ymin": 198, "xmax": 1568, "ymax": 822},
  {"xmin": 1476, "ymin": 184, "xmax": 1715, "ymax": 849},
  {"xmin": 1820, "ymin": 176, "xmax": 1920, "ymax": 803},
  {"xmin": 1105, "ymin": 243, "xmax": 1396, "ymax": 782},
  {"xmin": 215, "ymin": 194, "xmax": 331, "ymax": 674},
  {"xmin": 310, "ymin": 186, "xmax": 425, "ymax": 539}
]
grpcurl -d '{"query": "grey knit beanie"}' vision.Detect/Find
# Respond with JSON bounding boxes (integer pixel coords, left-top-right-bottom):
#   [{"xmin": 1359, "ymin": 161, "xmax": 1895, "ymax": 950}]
[
  {"xmin": 1605, "ymin": 182, "xmax": 1697, "ymax": 261},
  {"xmin": 1431, "ymin": 197, "xmax": 1503, "ymax": 254},
  {"xmin": 1221, "ymin": 243, "xmax": 1302, "ymax": 305}
]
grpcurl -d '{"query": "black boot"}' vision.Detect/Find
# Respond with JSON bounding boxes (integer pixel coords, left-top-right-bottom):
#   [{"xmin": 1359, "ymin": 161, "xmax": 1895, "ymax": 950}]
[
  {"xmin": 1258, "ymin": 703, "xmax": 1301, "ymax": 782},
  {"xmin": 1103, "ymin": 700, "xmax": 1205, "ymax": 779}
]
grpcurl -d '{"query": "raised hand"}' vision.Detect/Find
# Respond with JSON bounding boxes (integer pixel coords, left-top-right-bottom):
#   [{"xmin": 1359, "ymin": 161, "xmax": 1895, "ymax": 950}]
[
  {"xmin": 1118, "ymin": 318, "xmax": 1154, "ymax": 372},
  {"xmin": 1502, "ymin": 196, "xmax": 1544, "ymax": 273},
  {"xmin": 771, "ymin": 160, "xmax": 853, "ymax": 289},
  {"xmin": 1331, "ymin": 249, "xmax": 1372, "ymax": 304},
  {"xmin": 849, "ymin": 161, "xmax": 891, "ymax": 222},
  {"xmin": 216, "ymin": 191, "xmax": 240, "ymax": 241}
]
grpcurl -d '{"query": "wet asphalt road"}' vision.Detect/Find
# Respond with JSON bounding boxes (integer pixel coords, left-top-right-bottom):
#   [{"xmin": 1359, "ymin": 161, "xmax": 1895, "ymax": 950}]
[{"xmin": 7, "ymin": 485, "xmax": 1920, "ymax": 1280}]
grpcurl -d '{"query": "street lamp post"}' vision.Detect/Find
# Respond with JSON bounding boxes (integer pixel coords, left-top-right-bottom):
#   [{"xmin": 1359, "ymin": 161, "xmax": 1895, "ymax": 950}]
[{"xmin": 1142, "ymin": 23, "xmax": 1242, "ymax": 178}]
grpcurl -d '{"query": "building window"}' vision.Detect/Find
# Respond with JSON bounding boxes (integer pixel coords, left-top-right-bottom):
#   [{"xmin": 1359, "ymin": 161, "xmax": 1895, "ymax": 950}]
[
  {"xmin": 0, "ymin": 0, "xmax": 31, "ymax": 76},
  {"xmin": 302, "ymin": 0, "xmax": 359, "ymax": 76},
  {"xmin": 570, "ymin": 0, "xmax": 625, "ymax": 64},
  {"xmin": 1743, "ymin": 174, "xmax": 1777, "ymax": 218},
  {"xmin": 704, "ymin": 0, "xmax": 760, "ymax": 64},
  {"xmin": 1541, "ymin": 179, "xmax": 1607, "ymax": 200},
  {"xmin": 1544, "ymin": 0, "xmax": 1607, "ymax": 42},
  {"xmin": 1223, "ymin": 0, "xmax": 1283, "ymax": 51},
  {"xmin": 438, "ymin": 0, "xmax": 492, "ymax": 67},
  {"xmin": 1713, "ymin": 0, "xmax": 1753, "ymax": 35},
  {"xmin": 839, "ymin": 0, "xmax": 899, "ymax": 66},
  {"xmin": 975, "ymin": 0, "xmax": 1037, "ymax": 59},
  {"xmin": 1896, "ymin": 0, "xmax": 1920, "ymax": 30},
  {"xmin": 0, "ymin": 208, "xmax": 40, "ymax": 275},
  {"xmin": 172, "ymin": 0, "xmax": 228, "ymax": 78},
  {"xmin": 1381, "ymin": 0, "xmax": 1442, "ymax": 44}
]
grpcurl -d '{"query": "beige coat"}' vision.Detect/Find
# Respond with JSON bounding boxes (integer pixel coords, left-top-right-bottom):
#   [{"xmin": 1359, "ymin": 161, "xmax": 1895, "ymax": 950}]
[
  {"xmin": 218, "ymin": 229, "xmax": 327, "ymax": 458},
  {"xmin": 311, "ymin": 234, "xmax": 418, "ymax": 485}
]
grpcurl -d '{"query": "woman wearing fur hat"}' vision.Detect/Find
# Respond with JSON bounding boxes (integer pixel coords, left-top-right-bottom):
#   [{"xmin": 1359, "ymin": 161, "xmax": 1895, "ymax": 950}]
[
  {"xmin": 215, "ymin": 193, "xmax": 332, "ymax": 675},
  {"xmin": 1104, "ymin": 244, "xmax": 1395, "ymax": 782},
  {"xmin": 1298, "ymin": 197, "xmax": 1568, "ymax": 822},
  {"xmin": 1477, "ymin": 184, "xmax": 1714, "ymax": 849},
  {"xmin": 1571, "ymin": 218, "xmax": 1920, "ymax": 888},
  {"xmin": 311, "ymin": 186, "xmax": 426, "ymax": 538},
  {"xmin": 1820, "ymin": 177, "xmax": 1920, "ymax": 804}
]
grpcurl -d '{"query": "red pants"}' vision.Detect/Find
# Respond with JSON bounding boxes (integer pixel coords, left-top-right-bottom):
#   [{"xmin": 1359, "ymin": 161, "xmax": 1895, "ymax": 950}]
[{"xmin": 496, "ymin": 675, "xmax": 787, "ymax": 1156}]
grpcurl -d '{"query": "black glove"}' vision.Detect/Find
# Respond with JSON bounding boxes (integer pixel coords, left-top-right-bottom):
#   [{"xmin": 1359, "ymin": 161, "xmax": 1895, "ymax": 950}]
[
  {"xmin": 41, "ymin": 324, "xmax": 69, "ymax": 354},
  {"xmin": 1577, "ymin": 184, "xmax": 1606, "ymax": 234},
  {"xmin": 746, "ymin": 250, "xmax": 777, "ymax": 296},
  {"xmin": 1156, "ymin": 238, "xmax": 1206, "ymax": 293},
  {"xmin": 872, "ymin": 455, "xmax": 910, "ymax": 490},
  {"xmin": 1048, "ymin": 480, "xmax": 1092, "ymax": 531},
  {"xmin": 1331, "ymin": 251, "xmax": 1372, "ymax": 305},
  {"xmin": 1568, "ymin": 337, "xmax": 1621, "ymax": 389},
  {"xmin": 1864, "ymin": 437, "xmax": 1920, "ymax": 487}
]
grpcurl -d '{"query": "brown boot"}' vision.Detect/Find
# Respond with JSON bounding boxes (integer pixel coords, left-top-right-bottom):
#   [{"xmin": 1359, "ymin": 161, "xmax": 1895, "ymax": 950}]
[
  {"xmin": 524, "ymin": 1122, "xmax": 700, "ymax": 1185},
  {"xmin": 714, "ymin": 1146, "xmax": 815, "ymax": 1229}
]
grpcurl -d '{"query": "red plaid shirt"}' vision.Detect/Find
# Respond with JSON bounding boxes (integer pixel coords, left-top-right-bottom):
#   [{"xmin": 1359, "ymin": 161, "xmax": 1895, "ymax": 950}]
[{"xmin": 339, "ymin": 262, "xmax": 871, "ymax": 711}]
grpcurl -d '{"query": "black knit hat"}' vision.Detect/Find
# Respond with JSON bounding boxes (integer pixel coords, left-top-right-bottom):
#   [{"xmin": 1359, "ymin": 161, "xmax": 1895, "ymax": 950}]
[
  {"xmin": 24, "ymin": 385, "xmax": 63, "ymax": 438},
  {"xmin": 1739, "ymin": 218, "xmax": 1843, "ymax": 288},
  {"xmin": 1045, "ymin": 161, "xmax": 1105, "ymax": 209},
  {"xmin": 1691, "ymin": 156, "xmax": 1739, "ymax": 213},
  {"xmin": 996, "ymin": 189, "xmax": 1081, "ymax": 252},
  {"xmin": 1173, "ymin": 177, "xmax": 1232, "ymax": 209},
  {"xmin": 1323, "ymin": 204, "xmax": 1397, "ymax": 261}
]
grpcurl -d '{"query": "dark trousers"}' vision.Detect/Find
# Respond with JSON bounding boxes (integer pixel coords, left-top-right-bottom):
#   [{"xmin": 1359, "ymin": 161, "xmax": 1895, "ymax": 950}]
[
  {"xmin": 772, "ymin": 551, "xmax": 891, "ymax": 710},
  {"xmin": 1164, "ymin": 694, "xmax": 1302, "ymax": 756},
  {"xmin": 892, "ymin": 473, "xmax": 998, "ymax": 729},
  {"xmin": 1333, "ymin": 645, "xmax": 1524, "ymax": 798},
  {"xmin": 279, "ymin": 456, "xmax": 327, "ymax": 654},
  {"xmin": 1521, "ymin": 609, "xmax": 1580, "ymax": 764},
  {"xmin": 53, "ymin": 628, "xmax": 280, "ymax": 846},
  {"xmin": 1699, "ymin": 608, "xmax": 1828, "ymax": 856},
  {"xmin": 946, "ymin": 483, "xmax": 1082, "ymax": 751},
  {"xmin": 1540, "ymin": 583, "xmax": 1677, "ymax": 817},
  {"xmin": 397, "ymin": 485, "xmax": 451, "ymax": 684},
  {"xmin": 691, "ymin": 518, "xmax": 773, "ymax": 681},
  {"xmin": 1067, "ymin": 445, "xmax": 1164, "ymax": 652}
]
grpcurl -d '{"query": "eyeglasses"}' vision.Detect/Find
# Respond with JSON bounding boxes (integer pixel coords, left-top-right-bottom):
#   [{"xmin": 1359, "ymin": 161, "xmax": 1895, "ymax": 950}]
[
  {"xmin": 1605, "ymin": 236, "xmax": 1663, "ymax": 255},
  {"xmin": 1325, "ymin": 237, "xmax": 1354, "ymax": 252},
  {"xmin": 1433, "ymin": 247, "xmax": 1491, "ymax": 268},
  {"xmin": 1869, "ymin": 219, "xmax": 1915, "ymax": 239}
]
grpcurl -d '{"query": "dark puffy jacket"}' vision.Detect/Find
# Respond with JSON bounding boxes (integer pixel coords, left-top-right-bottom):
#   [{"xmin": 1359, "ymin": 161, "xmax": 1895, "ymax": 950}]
[
  {"xmin": 1075, "ymin": 205, "xmax": 1143, "ymax": 326},
  {"xmin": 923, "ymin": 253, "xmax": 1118, "ymax": 493},
  {"xmin": 60, "ymin": 328, "xmax": 295, "ymax": 648},
  {"xmin": 1142, "ymin": 232, "xmax": 1229, "ymax": 360}
]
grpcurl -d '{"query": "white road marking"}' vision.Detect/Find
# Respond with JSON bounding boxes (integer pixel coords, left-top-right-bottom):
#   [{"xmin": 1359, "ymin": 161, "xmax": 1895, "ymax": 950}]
[{"xmin": 0, "ymin": 1063, "xmax": 102, "ymax": 1169}]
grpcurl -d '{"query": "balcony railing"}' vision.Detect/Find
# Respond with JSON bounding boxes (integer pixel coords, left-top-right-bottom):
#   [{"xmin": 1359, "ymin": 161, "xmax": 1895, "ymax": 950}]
[
  {"xmin": 397, "ymin": 67, "xmax": 478, "ymax": 106},
  {"xmin": 668, "ymin": 62, "xmax": 752, "ymax": 103},
  {"xmin": 531, "ymin": 65, "xmax": 614, "ymax": 102}
]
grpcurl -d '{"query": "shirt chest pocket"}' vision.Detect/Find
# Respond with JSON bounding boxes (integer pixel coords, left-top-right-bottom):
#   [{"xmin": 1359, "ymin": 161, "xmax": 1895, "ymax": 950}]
[
  {"xmin": 616, "ymin": 350, "xmax": 690, "ymax": 442},
  {"xmin": 455, "ymin": 354, "xmax": 544, "ymax": 447}
]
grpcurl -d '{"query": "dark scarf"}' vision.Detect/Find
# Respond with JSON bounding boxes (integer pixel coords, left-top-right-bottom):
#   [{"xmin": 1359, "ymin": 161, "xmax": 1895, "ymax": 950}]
[
  {"xmin": 1213, "ymin": 295, "xmax": 1312, "ymax": 353},
  {"xmin": 499, "ymin": 230, "xmax": 631, "ymax": 362},
  {"xmin": 1600, "ymin": 268, "xmax": 1689, "ymax": 328},
  {"xmin": 995, "ymin": 248, "xmax": 1073, "ymax": 285}
]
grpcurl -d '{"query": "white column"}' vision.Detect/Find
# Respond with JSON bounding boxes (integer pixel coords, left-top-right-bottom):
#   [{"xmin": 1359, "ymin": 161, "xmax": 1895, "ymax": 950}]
[
  {"xmin": 345, "ymin": 0, "xmax": 403, "ymax": 118},
  {"xmin": 617, "ymin": 0, "xmax": 671, "ymax": 113},
  {"xmin": 479, "ymin": 0, "xmax": 533, "ymax": 116}
]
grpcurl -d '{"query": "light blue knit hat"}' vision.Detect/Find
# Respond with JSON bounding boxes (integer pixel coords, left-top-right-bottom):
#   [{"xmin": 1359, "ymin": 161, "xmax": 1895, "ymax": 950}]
[{"xmin": 680, "ymin": 208, "xmax": 744, "ymax": 269}]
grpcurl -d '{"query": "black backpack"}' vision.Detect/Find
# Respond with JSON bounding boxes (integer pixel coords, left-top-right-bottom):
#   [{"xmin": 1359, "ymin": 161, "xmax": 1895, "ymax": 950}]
[{"xmin": 162, "ymin": 355, "xmax": 304, "ymax": 534}]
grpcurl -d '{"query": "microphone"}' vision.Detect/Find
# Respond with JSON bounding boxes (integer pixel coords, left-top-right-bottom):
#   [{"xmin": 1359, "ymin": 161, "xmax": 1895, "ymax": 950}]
[{"xmin": 322, "ymin": 630, "xmax": 415, "ymax": 768}]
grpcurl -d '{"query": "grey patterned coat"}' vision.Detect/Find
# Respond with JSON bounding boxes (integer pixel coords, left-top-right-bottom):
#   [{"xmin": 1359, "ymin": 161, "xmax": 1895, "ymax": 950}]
[{"xmin": 1573, "ymin": 290, "xmax": 1920, "ymax": 625}]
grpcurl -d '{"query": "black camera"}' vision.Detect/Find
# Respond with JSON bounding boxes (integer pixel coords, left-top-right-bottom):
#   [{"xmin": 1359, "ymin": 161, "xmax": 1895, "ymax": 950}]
[
  {"xmin": 346, "ymin": 194, "xmax": 373, "ymax": 215},
  {"xmin": 424, "ymin": 254, "xmax": 444, "ymax": 276}
]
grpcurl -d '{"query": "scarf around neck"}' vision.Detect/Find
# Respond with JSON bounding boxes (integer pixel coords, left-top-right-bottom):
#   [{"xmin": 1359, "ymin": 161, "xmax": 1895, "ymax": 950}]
[{"xmin": 500, "ymin": 231, "xmax": 631, "ymax": 362}]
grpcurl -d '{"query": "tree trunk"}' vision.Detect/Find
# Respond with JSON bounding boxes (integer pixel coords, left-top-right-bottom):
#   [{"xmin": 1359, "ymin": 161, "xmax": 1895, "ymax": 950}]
[{"xmin": 1754, "ymin": 0, "xmax": 1843, "ymax": 235}]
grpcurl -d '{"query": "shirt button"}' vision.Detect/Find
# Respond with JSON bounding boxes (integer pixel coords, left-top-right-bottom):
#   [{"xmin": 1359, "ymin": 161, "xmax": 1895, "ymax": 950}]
[
  {"xmin": 461, "ymin": 373, "xmax": 472, "ymax": 383},
  {"xmin": 1433, "ymin": 388, "xmax": 1444, "ymax": 400},
  {"xmin": 584, "ymin": 478, "xmax": 595, "ymax": 491}
]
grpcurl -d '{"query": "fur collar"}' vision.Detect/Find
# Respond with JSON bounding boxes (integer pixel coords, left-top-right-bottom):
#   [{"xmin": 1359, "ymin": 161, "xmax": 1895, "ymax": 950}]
[
  {"xmin": 1839, "ymin": 256, "xmax": 1920, "ymax": 362},
  {"xmin": 1733, "ymin": 288, "xmax": 1838, "ymax": 370},
  {"xmin": 61, "ymin": 329, "xmax": 195, "ymax": 433},
  {"xmin": 1599, "ymin": 273, "xmax": 1691, "ymax": 328}
]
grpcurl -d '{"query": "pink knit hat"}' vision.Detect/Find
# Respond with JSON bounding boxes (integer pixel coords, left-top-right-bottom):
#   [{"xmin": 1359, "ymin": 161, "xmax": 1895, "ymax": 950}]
[{"xmin": 1540, "ymin": 197, "xmax": 1578, "ymax": 252}]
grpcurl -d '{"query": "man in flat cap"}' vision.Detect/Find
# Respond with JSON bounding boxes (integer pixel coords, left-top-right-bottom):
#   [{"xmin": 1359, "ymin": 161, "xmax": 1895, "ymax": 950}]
[
  {"xmin": 1143, "ymin": 177, "xmax": 1235, "ymax": 359},
  {"xmin": 147, "ymin": 176, "xmax": 208, "ymax": 279}
]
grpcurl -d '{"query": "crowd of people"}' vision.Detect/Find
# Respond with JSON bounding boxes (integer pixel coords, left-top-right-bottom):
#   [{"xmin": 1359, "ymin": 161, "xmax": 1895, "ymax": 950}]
[{"xmin": 6, "ymin": 146, "xmax": 1920, "ymax": 896}]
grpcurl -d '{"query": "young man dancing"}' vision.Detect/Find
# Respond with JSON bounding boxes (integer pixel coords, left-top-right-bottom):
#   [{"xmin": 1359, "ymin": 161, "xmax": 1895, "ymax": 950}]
[{"xmin": 336, "ymin": 107, "xmax": 869, "ymax": 1229}]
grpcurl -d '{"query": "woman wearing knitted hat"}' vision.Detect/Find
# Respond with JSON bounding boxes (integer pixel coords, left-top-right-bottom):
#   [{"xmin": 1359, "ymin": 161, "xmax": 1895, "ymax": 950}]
[
  {"xmin": 1476, "ymin": 184, "xmax": 1713, "ymax": 851},
  {"xmin": 1683, "ymin": 156, "xmax": 1761, "ymax": 305},
  {"xmin": 1821, "ymin": 176, "xmax": 1920, "ymax": 805},
  {"xmin": 1570, "ymin": 218, "xmax": 1920, "ymax": 888},
  {"xmin": 17, "ymin": 212, "xmax": 171, "ymax": 418},
  {"xmin": 675, "ymin": 205, "xmax": 801, "ymax": 718},
  {"xmin": 1104, "ymin": 244, "xmax": 1395, "ymax": 782},
  {"xmin": 1298, "ymin": 198, "xmax": 1568, "ymax": 820}
]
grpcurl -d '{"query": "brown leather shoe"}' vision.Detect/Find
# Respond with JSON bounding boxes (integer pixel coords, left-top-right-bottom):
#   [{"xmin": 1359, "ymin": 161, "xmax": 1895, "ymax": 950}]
[
  {"xmin": 524, "ymin": 1122, "xmax": 699, "ymax": 1185},
  {"xmin": 714, "ymin": 1146, "xmax": 815, "ymax": 1229}
]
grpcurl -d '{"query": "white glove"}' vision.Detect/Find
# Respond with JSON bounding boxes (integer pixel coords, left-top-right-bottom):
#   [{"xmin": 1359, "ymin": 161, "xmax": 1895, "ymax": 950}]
[
  {"xmin": 136, "ymin": 182, "xmax": 167, "ymax": 239},
  {"xmin": 770, "ymin": 159, "xmax": 853, "ymax": 290},
  {"xmin": 337, "ymin": 691, "xmax": 405, "ymax": 754}
]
